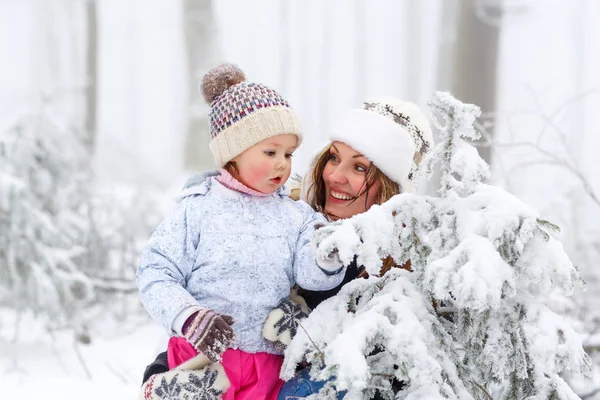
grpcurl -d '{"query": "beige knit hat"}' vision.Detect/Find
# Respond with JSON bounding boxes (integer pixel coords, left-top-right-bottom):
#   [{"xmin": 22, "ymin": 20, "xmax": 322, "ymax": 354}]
[{"xmin": 201, "ymin": 64, "xmax": 303, "ymax": 166}]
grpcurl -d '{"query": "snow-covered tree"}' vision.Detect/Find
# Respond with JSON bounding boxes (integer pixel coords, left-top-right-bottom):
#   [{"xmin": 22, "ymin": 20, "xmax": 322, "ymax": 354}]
[
  {"xmin": 0, "ymin": 112, "xmax": 93, "ymax": 324},
  {"xmin": 282, "ymin": 92, "xmax": 591, "ymax": 399},
  {"xmin": 0, "ymin": 108, "xmax": 162, "ymax": 335}
]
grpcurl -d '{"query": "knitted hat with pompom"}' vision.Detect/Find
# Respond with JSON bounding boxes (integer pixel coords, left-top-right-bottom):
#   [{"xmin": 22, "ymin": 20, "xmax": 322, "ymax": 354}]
[{"xmin": 201, "ymin": 64, "xmax": 302, "ymax": 166}]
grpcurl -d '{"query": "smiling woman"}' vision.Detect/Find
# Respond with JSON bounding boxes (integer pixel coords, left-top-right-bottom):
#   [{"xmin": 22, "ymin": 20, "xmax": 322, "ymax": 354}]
[
  {"xmin": 302, "ymin": 97, "xmax": 433, "ymax": 222},
  {"xmin": 273, "ymin": 96, "xmax": 435, "ymax": 399}
]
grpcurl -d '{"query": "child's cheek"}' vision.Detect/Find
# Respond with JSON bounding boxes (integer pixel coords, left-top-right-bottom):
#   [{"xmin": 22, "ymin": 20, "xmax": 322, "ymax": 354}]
[{"xmin": 248, "ymin": 161, "xmax": 273, "ymax": 181}]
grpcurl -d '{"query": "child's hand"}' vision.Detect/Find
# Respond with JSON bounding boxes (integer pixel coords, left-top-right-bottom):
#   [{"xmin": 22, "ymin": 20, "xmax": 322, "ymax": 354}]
[
  {"xmin": 183, "ymin": 309, "xmax": 235, "ymax": 363},
  {"xmin": 312, "ymin": 223, "xmax": 345, "ymax": 274},
  {"xmin": 316, "ymin": 247, "xmax": 344, "ymax": 275}
]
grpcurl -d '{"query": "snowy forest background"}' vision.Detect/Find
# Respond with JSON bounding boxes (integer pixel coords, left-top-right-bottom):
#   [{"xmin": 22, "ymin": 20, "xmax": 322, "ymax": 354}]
[{"xmin": 1, "ymin": 0, "xmax": 600, "ymax": 398}]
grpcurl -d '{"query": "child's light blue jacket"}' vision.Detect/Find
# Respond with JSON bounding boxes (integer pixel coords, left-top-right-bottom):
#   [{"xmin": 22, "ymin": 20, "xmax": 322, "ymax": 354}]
[{"xmin": 136, "ymin": 176, "xmax": 344, "ymax": 354}]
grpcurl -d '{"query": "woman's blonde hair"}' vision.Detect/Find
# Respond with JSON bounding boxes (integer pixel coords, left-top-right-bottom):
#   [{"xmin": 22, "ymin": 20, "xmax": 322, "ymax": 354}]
[{"xmin": 305, "ymin": 144, "xmax": 401, "ymax": 215}]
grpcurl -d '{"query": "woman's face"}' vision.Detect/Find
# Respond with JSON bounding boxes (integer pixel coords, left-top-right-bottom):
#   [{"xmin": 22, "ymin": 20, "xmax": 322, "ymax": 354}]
[{"xmin": 322, "ymin": 141, "xmax": 381, "ymax": 220}]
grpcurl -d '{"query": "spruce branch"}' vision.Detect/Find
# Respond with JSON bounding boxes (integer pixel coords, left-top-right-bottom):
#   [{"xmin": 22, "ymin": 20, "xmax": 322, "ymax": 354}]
[
  {"xmin": 297, "ymin": 320, "xmax": 325, "ymax": 362},
  {"xmin": 471, "ymin": 381, "xmax": 494, "ymax": 400}
]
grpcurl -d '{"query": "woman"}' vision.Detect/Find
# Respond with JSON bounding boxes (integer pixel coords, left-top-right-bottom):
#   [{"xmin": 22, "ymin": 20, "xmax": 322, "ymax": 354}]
[
  {"xmin": 268, "ymin": 97, "xmax": 434, "ymax": 399},
  {"xmin": 141, "ymin": 96, "xmax": 434, "ymax": 399}
]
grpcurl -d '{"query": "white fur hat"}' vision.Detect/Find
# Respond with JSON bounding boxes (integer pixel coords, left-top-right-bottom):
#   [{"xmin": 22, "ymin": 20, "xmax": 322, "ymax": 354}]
[
  {"xmin": 328, "ymin": 97, "xmax": 434, "ymax": 193},
  {"xmin": 300, "ymin": 98, "xmax": 434, "ymax": 206}
]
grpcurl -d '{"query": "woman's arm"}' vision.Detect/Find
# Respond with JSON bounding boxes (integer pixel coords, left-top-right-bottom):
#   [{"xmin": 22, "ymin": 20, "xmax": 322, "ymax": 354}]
[{"xmin": 298, "ymin": 260, "xmax": 362, "ymax": 310}]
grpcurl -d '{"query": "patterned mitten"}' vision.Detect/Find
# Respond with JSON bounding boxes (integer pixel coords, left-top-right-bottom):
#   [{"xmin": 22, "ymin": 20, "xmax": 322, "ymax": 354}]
[
  {"xmin": 140, "ymin": 355, "xmax": 230, "ymax": 400},
  {"xmin": 263, "ymin": 297, "xmax": 309, "ymax": 351},
  {"xmin": 183, "ymin": 309, "xmax": 235, "ymax": 362}
]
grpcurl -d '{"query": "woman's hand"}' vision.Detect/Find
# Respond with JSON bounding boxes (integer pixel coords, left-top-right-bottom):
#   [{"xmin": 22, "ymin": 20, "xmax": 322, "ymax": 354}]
[{"xmin": 263, "ymin": 298, "xmax": 309, "ymax": 351}]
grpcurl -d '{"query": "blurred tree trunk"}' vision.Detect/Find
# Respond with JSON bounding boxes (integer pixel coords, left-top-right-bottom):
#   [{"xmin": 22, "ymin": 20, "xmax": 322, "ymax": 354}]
[
  {"xmin": 183, "ymin": 0, "xmax": 219, "ymax": 171},
  {"xmin": 85, "ymin": 0, "xmax": 98, "ymax": 154},
  {"xmin": 279, "ymin": 2, "xmax": 290, "ymax": 94},
  {"xmin": 436, "ymin": 0, "xmax": 459, "ymax": 91},
  {"xmin": 449, "ymin": 0, "xmax": 500, "ymax": 164},
  {"xmin": 404, "ymin": 1, "xmax": 421, "ymax": 102},
  {"xmin": 354, "ymin": 0, "xmax": 366, "ymax": 104},
  {"xmin": 319, "ymin": 1, "xmax": 331, "ymax": 134}
]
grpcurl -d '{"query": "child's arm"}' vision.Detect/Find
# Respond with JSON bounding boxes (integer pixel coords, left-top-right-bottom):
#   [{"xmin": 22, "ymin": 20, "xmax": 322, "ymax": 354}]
[
  {"xmin": 138, "ymin": 193, "xmax": 234, "ymax": 362},
  {"xmin": 136, "ymin": 197, "xmax": 202, "ymax": 334},
  {"xmin": 293, "ymin": 204, "xmax": 346, "ymax": 291}
]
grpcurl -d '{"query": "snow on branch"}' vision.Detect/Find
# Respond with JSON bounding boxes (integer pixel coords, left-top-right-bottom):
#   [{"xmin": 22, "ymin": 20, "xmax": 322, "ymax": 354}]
[{"xmin": 287, "ymin": 92, "xmax": 590, "ymax": 399}]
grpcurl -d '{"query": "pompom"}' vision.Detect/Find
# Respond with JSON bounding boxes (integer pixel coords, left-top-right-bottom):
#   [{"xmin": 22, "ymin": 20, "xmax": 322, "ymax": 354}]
[{"xmin": 201, "ymin": 63, "xmax": 246, "ymax": 103}]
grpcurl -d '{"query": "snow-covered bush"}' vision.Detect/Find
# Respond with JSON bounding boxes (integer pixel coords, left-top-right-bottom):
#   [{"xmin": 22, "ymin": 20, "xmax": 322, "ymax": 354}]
[
  {"xmin": 283, "ymin": 92, "xmax": 591, "ymax": 399},
  {"xmin": 0, "ymin": 111, "xmax": 161, "ymax": 335}
]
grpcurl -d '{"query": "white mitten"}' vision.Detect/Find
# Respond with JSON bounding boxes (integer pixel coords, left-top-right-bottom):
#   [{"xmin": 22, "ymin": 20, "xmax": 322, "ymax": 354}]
[
  {"xmin": 263, "ymin": 293, "xmax": 309, "ymax": 351},
  {"xmin": 140, "ymin": 353, "xmax": 230, "ymax": 400}
]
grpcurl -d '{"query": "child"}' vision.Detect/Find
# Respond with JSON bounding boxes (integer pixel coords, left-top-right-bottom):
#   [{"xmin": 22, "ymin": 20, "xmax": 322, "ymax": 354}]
[{"xmin": 136, "ymin": 64, "xmax": 345, "ymax": 400}]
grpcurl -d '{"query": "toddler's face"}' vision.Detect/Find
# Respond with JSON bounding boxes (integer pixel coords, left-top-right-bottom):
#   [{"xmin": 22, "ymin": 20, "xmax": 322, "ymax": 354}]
[{"xmin": 231, "ymin": 134, "xmax": 298, "ymax": 194}]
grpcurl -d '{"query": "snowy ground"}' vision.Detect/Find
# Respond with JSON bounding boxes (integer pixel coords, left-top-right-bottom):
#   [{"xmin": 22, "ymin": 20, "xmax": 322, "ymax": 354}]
[
  {"xmin": 1, "ymin": 310, "xmax": 168, "ymax": 400},
  {"xmin": 2, "ymin": 311, "xmax": 600, "ymax": 399}
]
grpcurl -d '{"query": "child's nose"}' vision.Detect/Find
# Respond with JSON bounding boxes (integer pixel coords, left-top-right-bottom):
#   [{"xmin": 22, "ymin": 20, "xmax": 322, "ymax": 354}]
[{"xmin": 276, "ymin": 157, "xmax": 286, "ymax": 169}]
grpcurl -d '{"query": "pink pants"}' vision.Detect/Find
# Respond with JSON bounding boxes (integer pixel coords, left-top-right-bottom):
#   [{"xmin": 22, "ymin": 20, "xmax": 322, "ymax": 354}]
[{"xmin": 168, "ymin": 337, "xmax": 284, "ymax": 400}]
